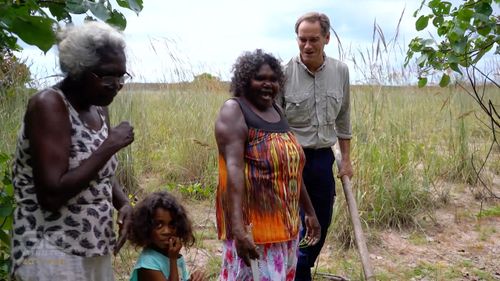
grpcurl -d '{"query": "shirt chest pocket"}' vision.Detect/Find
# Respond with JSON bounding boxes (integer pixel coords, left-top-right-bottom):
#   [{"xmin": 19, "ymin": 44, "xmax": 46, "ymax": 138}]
[
  {"xmin": 325, "ymin": 90, "xmax": 343, "ymax": 124},
  {"xmin": 284, "ymin": 93, "xmax": 313, "ymax": 127}
]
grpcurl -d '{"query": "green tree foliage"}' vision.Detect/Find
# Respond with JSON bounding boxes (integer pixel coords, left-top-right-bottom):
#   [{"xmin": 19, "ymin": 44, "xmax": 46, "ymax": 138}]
[
  {"xmin": 406, "ymin": 0, "xmax": 499, "ymax": 199},
  {"xmin": 405, "ymin": 0, "xmax": 499, "ymax": 87},
  {"xmin": 192, "ymin": 72, "xmax": 226, "ymax": 91},
  {"xmin": 0, "ymin": 0, "xmax": 144, "ymax": 53},
  {"xmin": 0, "ymin": 152, "xmax": 14, "ymax": 277},
  {"xmin": 193, "ymin": 72, "xmax": 221, "ymax": 82}
]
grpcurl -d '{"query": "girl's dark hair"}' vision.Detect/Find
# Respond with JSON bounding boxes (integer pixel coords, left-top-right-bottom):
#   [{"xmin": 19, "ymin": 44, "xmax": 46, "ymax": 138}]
[
  {"xmin": 229, "ymin": 49, "xmax": 285, "ymax": 97},
  {"xmin": 128, "ymin": 191, "xmax": 195, "ymax": 248}
]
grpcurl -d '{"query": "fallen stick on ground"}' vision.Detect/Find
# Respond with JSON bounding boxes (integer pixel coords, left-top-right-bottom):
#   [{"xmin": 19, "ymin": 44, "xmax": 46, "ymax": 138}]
[{"xmin": 316, "ymin": 272, "xmax": 350, "ymax": 281}]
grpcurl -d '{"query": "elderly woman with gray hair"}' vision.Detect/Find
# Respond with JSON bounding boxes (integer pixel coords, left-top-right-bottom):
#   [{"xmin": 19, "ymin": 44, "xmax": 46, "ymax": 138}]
[{"xmin": 11, "ymin": 21, "xmax": 134, "ymax": 281}]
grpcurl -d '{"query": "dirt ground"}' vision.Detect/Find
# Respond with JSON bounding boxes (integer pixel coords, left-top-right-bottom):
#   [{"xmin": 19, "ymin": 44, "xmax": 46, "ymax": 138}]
[{"xmin": 177, "ymin": 177, "xmax": 500, "ymax": 281}]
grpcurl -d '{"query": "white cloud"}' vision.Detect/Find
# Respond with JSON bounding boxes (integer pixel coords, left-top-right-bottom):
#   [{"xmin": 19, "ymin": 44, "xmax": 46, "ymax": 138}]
[{"xmin": 18, "ymin": 0, "xmax": 497, "ymax": 84}]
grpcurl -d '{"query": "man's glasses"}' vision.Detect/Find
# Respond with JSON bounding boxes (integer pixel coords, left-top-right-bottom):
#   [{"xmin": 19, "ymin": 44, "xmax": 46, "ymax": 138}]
[{"xmin": 91, "ymin": 72, "xmax": 132, "ymax": 86}]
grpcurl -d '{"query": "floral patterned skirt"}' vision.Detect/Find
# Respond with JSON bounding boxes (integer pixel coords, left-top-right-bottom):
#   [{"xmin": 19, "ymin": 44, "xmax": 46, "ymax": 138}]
[{"xmin": 219, "ymin": 236, "xmax": 299, "ymax": 281}]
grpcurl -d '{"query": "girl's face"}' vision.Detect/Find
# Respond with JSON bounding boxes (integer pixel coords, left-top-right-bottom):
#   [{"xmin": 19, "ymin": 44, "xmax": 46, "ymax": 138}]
[{"xmin": 151, "ymin": 208, "xmax": 176, "ymax": 250}]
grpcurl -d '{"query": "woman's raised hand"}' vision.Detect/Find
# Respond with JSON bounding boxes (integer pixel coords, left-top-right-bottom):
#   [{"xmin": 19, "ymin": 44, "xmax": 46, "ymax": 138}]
[{"xmin": 106, "ymin": 121, "xmax": 134, "ymax": 151}]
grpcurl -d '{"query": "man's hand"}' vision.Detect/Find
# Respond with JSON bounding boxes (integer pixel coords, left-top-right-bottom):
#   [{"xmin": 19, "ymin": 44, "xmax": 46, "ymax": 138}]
[
  {"xmin": 114, "ymin": 204, "xmax": 132, "ymax": 255},
  {"xmin": 338, "ymin": 159, "xmax": 353, "ymax": 179}
]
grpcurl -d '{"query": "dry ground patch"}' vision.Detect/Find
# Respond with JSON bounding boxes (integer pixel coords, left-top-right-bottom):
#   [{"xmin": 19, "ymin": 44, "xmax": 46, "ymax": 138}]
[{"xmin": 149, "ymin": 180, "xmax": 500, "ymax": 281}]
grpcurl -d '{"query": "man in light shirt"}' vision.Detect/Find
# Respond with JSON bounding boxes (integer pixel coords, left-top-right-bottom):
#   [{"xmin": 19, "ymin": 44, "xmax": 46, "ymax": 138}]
[{"xmin": 277, "ymin": 12, "xmax": 354, "ymax": 281}]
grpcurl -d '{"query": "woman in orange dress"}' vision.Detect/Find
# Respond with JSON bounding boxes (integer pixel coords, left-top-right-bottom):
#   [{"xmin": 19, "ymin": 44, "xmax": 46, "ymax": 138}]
[{"xmin": 214, "ymin": 49, "xmax": 320, "ymax": 281}]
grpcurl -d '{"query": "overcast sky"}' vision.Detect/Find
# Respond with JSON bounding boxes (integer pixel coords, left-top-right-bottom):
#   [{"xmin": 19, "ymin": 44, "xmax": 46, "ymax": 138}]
[{"xmin": 17, "ymin": 0, "xmax": 495, "ymax": 85}]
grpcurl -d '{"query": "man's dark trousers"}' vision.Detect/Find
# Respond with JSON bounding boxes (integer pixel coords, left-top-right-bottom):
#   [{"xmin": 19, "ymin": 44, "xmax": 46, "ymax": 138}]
[{"xmin": 295, "ymin": 147, "xmax": 335, "ymax": 281}]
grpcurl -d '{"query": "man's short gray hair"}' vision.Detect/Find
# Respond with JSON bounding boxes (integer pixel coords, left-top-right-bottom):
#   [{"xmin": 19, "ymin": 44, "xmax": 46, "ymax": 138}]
[
  {"xmin": 295, "ymin": 12, "xmax": 331, "ymax": 37},
  {"xmin": 57, "ymin": 21, "xmax": 126, "ymax": 78}
]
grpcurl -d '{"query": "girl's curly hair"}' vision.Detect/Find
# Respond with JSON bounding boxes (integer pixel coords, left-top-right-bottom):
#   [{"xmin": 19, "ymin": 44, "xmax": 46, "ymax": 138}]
[
  {"xmin": 229, "ymin": 49, "xmax": 285, "ymax": 97},
  {"xmin": 128, "ymin": 191, "xmax": 195, "ymax": 248}
]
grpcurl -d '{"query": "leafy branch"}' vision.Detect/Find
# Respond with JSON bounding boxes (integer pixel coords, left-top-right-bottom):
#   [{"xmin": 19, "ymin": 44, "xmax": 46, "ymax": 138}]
[
  {"xmin": 405, "ymin": 0, "xmax": 499, "ymax": 200},
  {"xmin": 0, "ymin": 0, "xmax": 143, "ymax": 52}
]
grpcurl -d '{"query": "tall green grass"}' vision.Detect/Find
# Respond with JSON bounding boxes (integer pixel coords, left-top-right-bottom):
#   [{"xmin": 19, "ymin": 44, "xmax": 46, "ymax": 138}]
[
  {"xmin": 108, "ymin": 85, "xmax": 229, "ymax": 197},
  {"xmin": 1, "ymin": 77, "xmax": 498, "ymax": 281},
  {"xmin": 330, "ymin": 84, "xmax": 499, "ymax": 247}
]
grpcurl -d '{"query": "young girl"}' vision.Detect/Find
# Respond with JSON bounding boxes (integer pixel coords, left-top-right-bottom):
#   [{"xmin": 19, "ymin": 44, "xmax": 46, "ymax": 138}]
[{"xmin": 128, "ymin": 191, "xmax": 205, "ymax": 281}]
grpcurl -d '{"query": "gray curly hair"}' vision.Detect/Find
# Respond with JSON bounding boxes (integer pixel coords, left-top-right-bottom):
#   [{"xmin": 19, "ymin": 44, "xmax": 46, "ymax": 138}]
[{"xmin": 57, "ymin": 21, "xmax": 126, "ymax": 78}]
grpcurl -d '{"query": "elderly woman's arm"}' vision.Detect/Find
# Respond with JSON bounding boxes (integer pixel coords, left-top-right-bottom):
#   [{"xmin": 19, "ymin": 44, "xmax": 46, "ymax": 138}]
[
  {"xmin": 111, "ymin": 176, "xmax": 132, "ymax": 254},
  {"xmin": 26, "ymin": 89, "xmax": 133, "ymax": 212},
  {"xmin": 215, "ymin": 99, "xmax": 258, "ymax": 266}
]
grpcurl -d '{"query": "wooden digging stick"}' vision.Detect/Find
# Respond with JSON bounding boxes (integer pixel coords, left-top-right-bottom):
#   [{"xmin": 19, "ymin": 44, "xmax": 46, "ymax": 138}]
[{"xmin": 333, "ymin": 147, "xmax": 375, "ymax": 281}]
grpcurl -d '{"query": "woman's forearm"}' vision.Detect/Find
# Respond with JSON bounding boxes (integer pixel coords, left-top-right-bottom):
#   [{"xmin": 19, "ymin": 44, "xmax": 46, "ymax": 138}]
[{"xmin": 299, "ymin": 182, "xmax": 316, "ymax": 216}]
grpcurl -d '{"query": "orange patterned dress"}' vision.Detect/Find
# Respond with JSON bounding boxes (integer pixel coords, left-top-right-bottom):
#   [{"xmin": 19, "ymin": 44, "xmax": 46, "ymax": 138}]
[{"xmin": 216, "ymin": 98, "xmax": 305, "ymax": 244}]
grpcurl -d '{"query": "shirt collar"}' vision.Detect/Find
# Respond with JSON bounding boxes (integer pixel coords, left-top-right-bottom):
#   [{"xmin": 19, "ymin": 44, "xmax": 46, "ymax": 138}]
[{"xmin": 295, "ymin": 53, "xmax": 327, "ymax": 75}]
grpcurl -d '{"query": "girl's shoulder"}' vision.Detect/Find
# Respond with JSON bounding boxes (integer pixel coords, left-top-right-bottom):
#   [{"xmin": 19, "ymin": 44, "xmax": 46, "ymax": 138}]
[
  {"xmin": 132, "ymin": 248, "xmax": 189, "ymax": 281},
  {"xmin": 139, "ymin": 247, "xmax": 165, "ymax": 259}
]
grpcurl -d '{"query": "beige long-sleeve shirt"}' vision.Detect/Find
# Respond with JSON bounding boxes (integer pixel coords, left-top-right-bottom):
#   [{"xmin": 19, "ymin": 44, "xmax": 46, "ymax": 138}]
[{"xmin": 277, "ymin": 55, "xmax": 352, "ymax": 149}]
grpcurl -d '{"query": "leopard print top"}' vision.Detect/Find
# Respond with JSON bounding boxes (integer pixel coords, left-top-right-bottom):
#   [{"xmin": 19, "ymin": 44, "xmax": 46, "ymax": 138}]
[{"xmin": 11, "ymin": 88, "xmax": 118, "ymax": 273}]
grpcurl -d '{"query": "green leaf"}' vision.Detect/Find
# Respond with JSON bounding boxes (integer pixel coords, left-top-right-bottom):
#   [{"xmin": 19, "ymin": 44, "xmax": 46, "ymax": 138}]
[
  {"xmin": 439, "ymin": 73, "xmax": 450, "ymax": 87},
  {"xmin": 416, "ymin": 15, "xmax": 429, "ymax": 31},
  {"xmin": 457, "ymin": 8, "xmax": 474, "ymax": 22},
  {"xmin": 416, "ymin": 54, "xmax": 428, "ymax": 66},
  {"xmin": 47, "ymin": 3, "xmax": 70, "ymax": 21},
  {"xmin": 89, "ymin": 2, "xmax": 111, "ymax": 21},
  {"xmin": 0, "ymin": 206, "xmax": 13, "ymax": 217},
  {"xmin": 452, "ymin": 37, "xmax": 467, "ymax": 54},
  {"xmin": 106, "ymin": 10, "xmax": 127, "ymax": 30},
  {"xmin": 428, "ymin": 0, "xmax": 441, "ymax": 9},
  {"xmin": 432, "ymin": 15, "xmax": 444, "ymax": 27},
  {"xmin": 437, "ymin": 21, "xmax": 452, "ymax": 36},
  {"xmin": 0, "ymin": 230, "xmax": 10, "ymax": 246},
  {"xmin": 129, "ymin": 0, "xmax": 144, "ymax": 13},
  {"xmin": 438, "ymin": 1, "xmax": 452, "ymax": 14},
  {"xmin": 472, "ymin": 44, "xmax": 493, "ymax": 64},
  {"xmin": 409, "ymin": 38, "xmax": 423, "ymax": 51},
  {"xmin": 474, "ymin": 2, "xmax": 493, "ymax": 17},
  {"xmin": 477, "ymin": 25, "xmax": 491, "ymax": 36},
  {"xmin": 10, "ymin": 16, "xmax": 56, "ymax": 53},
  {"xmin": 422, "ymin": 39, "xmax": 435, "ymax": 46},
  {"xmin": 66, "ymin": 0, "xmax": 89, "ymax": 14},
  {"xmin": 449, "ymin": 63, "xmax": 462, "ymax": 75},
  {"xmin": 448, "ymin": 26, "xmax": 465, "ymax": 42},
  {"xmin": 4, "ymin": 182, "xmax": 13, "ymax": 197},
  {"xmin": 0, "ymin": 32, "xmax": 20, "ymax": 51},
  {"xmin": 119, "ymin": 0, "xmax": 143, "ymax": 14},
  {"xmin": 418, "ymin": 77, "xmax": 428, "ymax": 88},
  {"xmin": 116, "ymin": 0, "xmax": 130, "ymax": 8},
  {"xmin": 447, "ymin": 53, "xmax": 459, "ymax": 63}
]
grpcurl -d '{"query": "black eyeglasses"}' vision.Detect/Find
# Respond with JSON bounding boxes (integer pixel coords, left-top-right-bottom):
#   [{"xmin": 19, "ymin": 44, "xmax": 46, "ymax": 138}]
[{"xmin": 91, "ymin": 72, "xmax": 132, "ymax": 86}]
